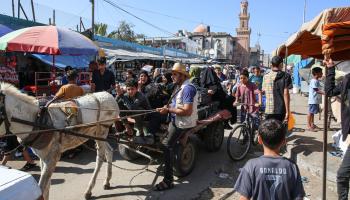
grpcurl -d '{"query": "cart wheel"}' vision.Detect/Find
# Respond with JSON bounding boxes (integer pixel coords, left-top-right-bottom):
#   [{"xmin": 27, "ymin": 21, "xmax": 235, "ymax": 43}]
[
  {"xmin": 118, "ymin": 144, "xmax": 140, "ymax": 161},
  {"xmin": 203, "ymin": 121, "xmax": 224, "ymax": 152},
  {"xmin": 174, "ymin": 137, "xmax": 197, "ymax": 177}
]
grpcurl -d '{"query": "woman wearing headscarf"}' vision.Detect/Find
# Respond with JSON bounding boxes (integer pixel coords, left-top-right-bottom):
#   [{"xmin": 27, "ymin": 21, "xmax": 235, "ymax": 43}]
[
  {"xmin": 189, "ymin": 66, "xmax": 201, "ymax": 89},
  {"xmin": 138, "ymin": 71, "xmax": 162, "ymax": 134},
  {"xmin": 161, "ymin": 72, "xmax": 175, "ymax": 104},
  {"xmin": 153, "ymin": 68, "xmax": 163, "ymax": 83}
]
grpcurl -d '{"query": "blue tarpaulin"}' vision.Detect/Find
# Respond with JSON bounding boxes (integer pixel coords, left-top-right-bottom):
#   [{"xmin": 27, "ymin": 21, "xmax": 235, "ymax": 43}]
[
  {"xmin": 293, "ymin": 58, "xmax": 314, "ymax": 87},
  {"xmin": 0, "ymin": 24, "xmax": 12, "ymax": 37},
  {"xmin": 32, "ymin": 54, "xmax": 93, "ymax": 69}
]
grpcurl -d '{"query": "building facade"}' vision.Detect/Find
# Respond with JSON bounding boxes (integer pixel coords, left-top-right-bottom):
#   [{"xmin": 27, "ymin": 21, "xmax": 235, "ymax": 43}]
[
  {"xmin": 136, "ymin": 34, "xmax": 201, "ymax": 55},
  {"xmin": 138, "ymin": 0, "xmax": 257, "ymax": 66},
  {"xmin": 189, "ymin": 26, "xmax": 235, "ymax": 63}
]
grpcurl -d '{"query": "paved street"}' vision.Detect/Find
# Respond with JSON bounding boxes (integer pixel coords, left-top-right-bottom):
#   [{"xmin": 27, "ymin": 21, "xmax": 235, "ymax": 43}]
[{"xmin": 5, "ymin": 93, "xmax": 340, "ymax": 200}]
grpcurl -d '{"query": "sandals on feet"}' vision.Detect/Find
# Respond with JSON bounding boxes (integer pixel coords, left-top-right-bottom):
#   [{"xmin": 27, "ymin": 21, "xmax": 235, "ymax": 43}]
[
  {"xmin": 20, "ymin": 162, "xmax": 36, "ymax": 171},
  {"xmin": 154, "ymin": 181, "xmax": 174, "ymax": 191}
]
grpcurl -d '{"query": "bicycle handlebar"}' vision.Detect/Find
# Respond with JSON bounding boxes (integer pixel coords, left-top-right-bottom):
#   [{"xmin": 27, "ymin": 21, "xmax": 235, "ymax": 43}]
[{"xmin": 233, "ymin": 103, "xmax": 258, "ymax": 107}]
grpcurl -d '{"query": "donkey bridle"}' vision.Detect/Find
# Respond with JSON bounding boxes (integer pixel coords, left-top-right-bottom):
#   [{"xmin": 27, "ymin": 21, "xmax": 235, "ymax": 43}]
[{"xmin": 0, "ymin": 92, "xmax": 12, "ymax": 136}]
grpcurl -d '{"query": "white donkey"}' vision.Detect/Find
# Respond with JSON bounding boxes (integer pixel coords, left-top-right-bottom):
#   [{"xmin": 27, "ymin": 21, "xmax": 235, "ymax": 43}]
[{"xmin": 0, "ymin": 83, "xmax": 119, "ymax": 200}]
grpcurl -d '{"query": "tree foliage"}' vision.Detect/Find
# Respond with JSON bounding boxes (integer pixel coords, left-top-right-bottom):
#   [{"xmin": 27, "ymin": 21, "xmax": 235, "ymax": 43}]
[
  {"xmin": 108, "ymin": 21, "xmax": 136, "ymax": 42},
  {"xmin": 93, "ymin": 21, "xmax": 146, "ymax": 42},
  {"xmin": 94, "ymin": 23, "xmax": 108, "ymax": 36}
]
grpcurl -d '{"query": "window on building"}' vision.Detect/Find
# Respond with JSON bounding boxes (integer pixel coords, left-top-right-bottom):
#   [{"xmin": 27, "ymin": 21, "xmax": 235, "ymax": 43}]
[{"xmin": 205, "ymin": 39, "xmax": 210, "ymax": 49}]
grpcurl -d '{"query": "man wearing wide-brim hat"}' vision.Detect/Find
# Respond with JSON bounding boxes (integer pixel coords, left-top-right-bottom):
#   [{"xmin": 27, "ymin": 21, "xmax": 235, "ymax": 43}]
[{"xmin": 155, "ymin": 62, "xmax": 198, "ymax": 191}]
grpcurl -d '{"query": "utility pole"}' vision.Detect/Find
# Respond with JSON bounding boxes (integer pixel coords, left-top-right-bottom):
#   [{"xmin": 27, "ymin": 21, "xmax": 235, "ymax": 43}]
[
  {"xmin": 53, "ymin": 9, "xmax": 56, "ymax": 25},
  {"xmin": 91, "ymin": 0, "xmax": 95, "ymax": 39},
  {"xmin": 17, "ymin": 0, "xmax": 20, "ymax": 18},
  {"xmin": 31, "ymin": 0, "xmax": 36, "ymax": 22},
  {"xmin": 303, "ymin": 0, "xmax": 306, "ymax": 23}
]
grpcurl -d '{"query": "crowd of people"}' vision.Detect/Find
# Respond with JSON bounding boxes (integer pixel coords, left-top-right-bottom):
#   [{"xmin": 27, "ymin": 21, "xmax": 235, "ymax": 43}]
[{"xmin": 2, "ymin": 53, "xmax": 350, "ymax": 199}]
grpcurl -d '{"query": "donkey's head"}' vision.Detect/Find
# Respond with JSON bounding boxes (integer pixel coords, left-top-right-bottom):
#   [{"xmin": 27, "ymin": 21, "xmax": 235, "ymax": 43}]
[{"xmin": 0, "ymin": 82, "xmax": 39, "ymax": 137}]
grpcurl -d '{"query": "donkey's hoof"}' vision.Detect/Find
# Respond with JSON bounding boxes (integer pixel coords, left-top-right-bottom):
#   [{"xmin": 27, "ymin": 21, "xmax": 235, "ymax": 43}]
[
  {"xmin": 84, "ymin": 192, "xmax": 92, "ymax": 199},
  {"xmin": 104, "ymin": 183, "xmax": 111, "ymax": 190}
]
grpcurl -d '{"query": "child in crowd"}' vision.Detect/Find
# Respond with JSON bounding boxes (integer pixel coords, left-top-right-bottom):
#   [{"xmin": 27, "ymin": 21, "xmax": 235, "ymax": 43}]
[
  {"xmin": 234, "ymin": 70, "xmax": 262, "ymax": 123},
  {"xmin": 307, "ymin": 67, "xmax": 324, "ymax": 131},
  {"xmin": 234, "ymin": 119, "xmax": 305, "ymax": 200}
]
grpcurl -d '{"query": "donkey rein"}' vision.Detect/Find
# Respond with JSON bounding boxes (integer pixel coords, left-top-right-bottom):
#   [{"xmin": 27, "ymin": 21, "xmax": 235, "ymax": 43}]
[
  {"xmin": 0, "ymin": 110, "xmax": 158, "ymax": 139},
  {"xmin": 82, "ymin": 143, "xmax": 153, "ymax": 172},
  {"xmin": 47, "ymin": 105, "xmax": 156, "ymax": 113}
]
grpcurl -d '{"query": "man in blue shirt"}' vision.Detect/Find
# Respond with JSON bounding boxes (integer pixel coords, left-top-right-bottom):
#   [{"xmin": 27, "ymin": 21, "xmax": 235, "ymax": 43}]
[{"xmin": 156, "ymin": 63, "xmax": 198, "ymax": 191}]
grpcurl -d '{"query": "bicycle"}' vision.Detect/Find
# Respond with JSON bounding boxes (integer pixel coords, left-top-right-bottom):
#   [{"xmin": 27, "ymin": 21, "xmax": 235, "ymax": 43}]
[{"xmin": 227, "ymin": 103, "xmax": 263, "ymax": 161}]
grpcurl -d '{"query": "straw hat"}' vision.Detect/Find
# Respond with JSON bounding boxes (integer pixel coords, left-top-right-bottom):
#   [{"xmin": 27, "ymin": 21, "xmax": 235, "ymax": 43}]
[
  {"xmin": 172, "ymin": 63, "xmax": 189, "ymax": 77},
  {"xmin": 213, "ymin": 64, "xmax": 222, "ymax": 69}
]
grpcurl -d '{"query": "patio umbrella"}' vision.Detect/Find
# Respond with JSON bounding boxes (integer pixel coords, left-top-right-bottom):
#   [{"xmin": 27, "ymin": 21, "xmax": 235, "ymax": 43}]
[
  {"xmin": 0, "ymin": 25, "xmax": 98, "ymax": 55},
  {"xmin": 0, "ymin": 24, "xmax": 13, "ymax": 37},
  {"xmin": 0, "ymin": 25, "xmax": 98, "ymax": 95}
]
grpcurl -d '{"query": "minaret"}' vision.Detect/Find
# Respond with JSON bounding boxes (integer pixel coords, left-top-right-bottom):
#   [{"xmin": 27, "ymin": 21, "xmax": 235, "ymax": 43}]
[{"xmin": 236, "ymin": 0, "xmax": 251, "ymax": 67}]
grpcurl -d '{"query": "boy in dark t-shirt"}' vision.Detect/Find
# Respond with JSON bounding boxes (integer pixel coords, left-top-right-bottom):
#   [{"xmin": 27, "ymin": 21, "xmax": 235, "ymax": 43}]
[{"xmin": 234, "ymin": 119, "xmax": 305, "ymax": 200}]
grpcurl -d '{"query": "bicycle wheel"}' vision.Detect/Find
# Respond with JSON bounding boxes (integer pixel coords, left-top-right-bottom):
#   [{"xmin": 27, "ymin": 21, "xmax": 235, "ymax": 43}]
[{"xmin": 227, "ymin": 124, "xmax": 251, "ymax": 161}]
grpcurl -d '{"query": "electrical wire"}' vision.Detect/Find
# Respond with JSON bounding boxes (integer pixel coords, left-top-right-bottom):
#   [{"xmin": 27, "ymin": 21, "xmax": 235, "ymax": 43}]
[
  {"xmin": 103, "ymin": 0, "xmax": 233, "ymax": 31},
  {"xmin": 101, "ymin": 0, "xmax": 176, "ymax": 36}
]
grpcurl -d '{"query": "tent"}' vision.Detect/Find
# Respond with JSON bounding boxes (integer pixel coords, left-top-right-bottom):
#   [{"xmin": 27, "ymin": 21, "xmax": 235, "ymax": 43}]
[
  {"xmin": 274, "ymin": 7, "xmax": 350, "ymax": 60},
  {"xmin": 274, "ymin": 7, "xmax": 350, "ymax": 200}
]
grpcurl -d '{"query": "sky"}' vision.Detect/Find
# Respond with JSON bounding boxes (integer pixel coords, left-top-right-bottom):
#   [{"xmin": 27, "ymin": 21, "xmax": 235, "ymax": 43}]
[{"xmin": 1, "ymin": 0, "xmax": 349, "ymax": 53}]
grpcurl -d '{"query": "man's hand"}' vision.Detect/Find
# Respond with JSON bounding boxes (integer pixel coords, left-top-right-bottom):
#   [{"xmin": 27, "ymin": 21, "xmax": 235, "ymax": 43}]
[
  {"xmin": 284, "ymin": 112, "xmax": 289, "ymax": 122},
  {"xmin": 233, "ymin": 101, "xmax": 239, "ymax": 107},
  {"xmin": 323, "ymin": 58, "xmax": 334, "ymax": 68},
  {"xmin": 254, "ymin": 103, "xmax": 261, "ymax": 108},
  {"xmin": 208, "ymin": 89, "xmax": 215, "ymax": 95},
  {"xmin": 91, "ymin": 83, "xmax": 96, "ymax": 92},
  {"xmin": 156, "ymin": 106, "xmax": 169, "ymax": 115}
]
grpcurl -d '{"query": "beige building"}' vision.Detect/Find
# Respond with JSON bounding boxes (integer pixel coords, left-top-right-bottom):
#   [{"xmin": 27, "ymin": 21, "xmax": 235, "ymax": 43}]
[
  {"xmin": 138, "ymin": 0, "xmax": 254, "ymax": 66},
  {"xmin": 189, "ymin": 0, "xmax": 252, "ymax": 66},
  {"xmin": 189, "ymin": 25, "xmax": 235, "ymax": 63}
]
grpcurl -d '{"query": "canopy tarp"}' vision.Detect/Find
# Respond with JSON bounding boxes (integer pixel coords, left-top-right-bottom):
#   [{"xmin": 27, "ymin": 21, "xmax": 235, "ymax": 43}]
[
  {"xmin": 103, "ymin": 48, "xmax": 164, "ymax": 61},
  {"xmin": 293, "ymin": 58, "xmax": 314, "ymax": 87},
  {"xmin": 32, "ymin": 54, "xmax": 92, "ymax": 69},
  {"xmin": 274, "ymin": 7, "xmax": 350, "ymax": 60}
]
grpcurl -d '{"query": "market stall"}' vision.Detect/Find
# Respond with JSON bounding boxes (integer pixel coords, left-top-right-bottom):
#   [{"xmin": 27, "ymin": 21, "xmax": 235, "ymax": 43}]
[
  {"xmin": 274, "ymin": 7, "xmax": 350, "ymax": 199},
  {"xmin": 0, "ymin": 25, "xmax": 99, "ymax": 96}
]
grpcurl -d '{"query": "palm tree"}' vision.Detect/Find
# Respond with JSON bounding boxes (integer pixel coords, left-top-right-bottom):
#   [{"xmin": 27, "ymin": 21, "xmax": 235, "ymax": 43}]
[{"xmin": 94, "ymin": 23, "xmax": 108, "ymax": 36}]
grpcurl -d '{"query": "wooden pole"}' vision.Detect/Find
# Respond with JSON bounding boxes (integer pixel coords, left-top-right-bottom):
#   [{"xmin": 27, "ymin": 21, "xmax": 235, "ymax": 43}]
[
  {"xmin": 284, "ymin": 47, "xmax": 288, "ymax": 71},
  {"xmin": 53, "ymin": 9, "xmax": 56, "ymax": 25},
  {"xmin": 31, "ymin": 0, "xmax": 36, "ymax": 22},
  {"xmin": 79, "ymin": 17, "xmax": 82, "ymax": 32},
  {"xmin": 17, "ymin": 0, "xmax": 20, "ymax": 18},
  {"xmin": 322, "ymin": 59, "xmax": 329, "ymax": 200},
  {"xmin": 12, "ymin": 0, "xmax": 15, "ymax": 17},
  {"xmin": 91, "ymin": 0, "xmax": 95, "ymax": 38},
  {"xmin": 19, "ymin": 4, "xmax": 28, "ymax": 20}
]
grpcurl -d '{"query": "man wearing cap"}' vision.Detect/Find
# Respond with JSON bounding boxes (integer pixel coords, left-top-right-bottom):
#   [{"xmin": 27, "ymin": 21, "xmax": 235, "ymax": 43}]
[
  {"xmin": 262, "ymin": 56, "xmax": 292, "ymax": 122},
  {"xmin": 91, "ymin": 57, "xmax": 115, "ymax": 93},
  {"xmin": 156, "ymin": 63, "xmax": 198, "ymax": 191}
]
